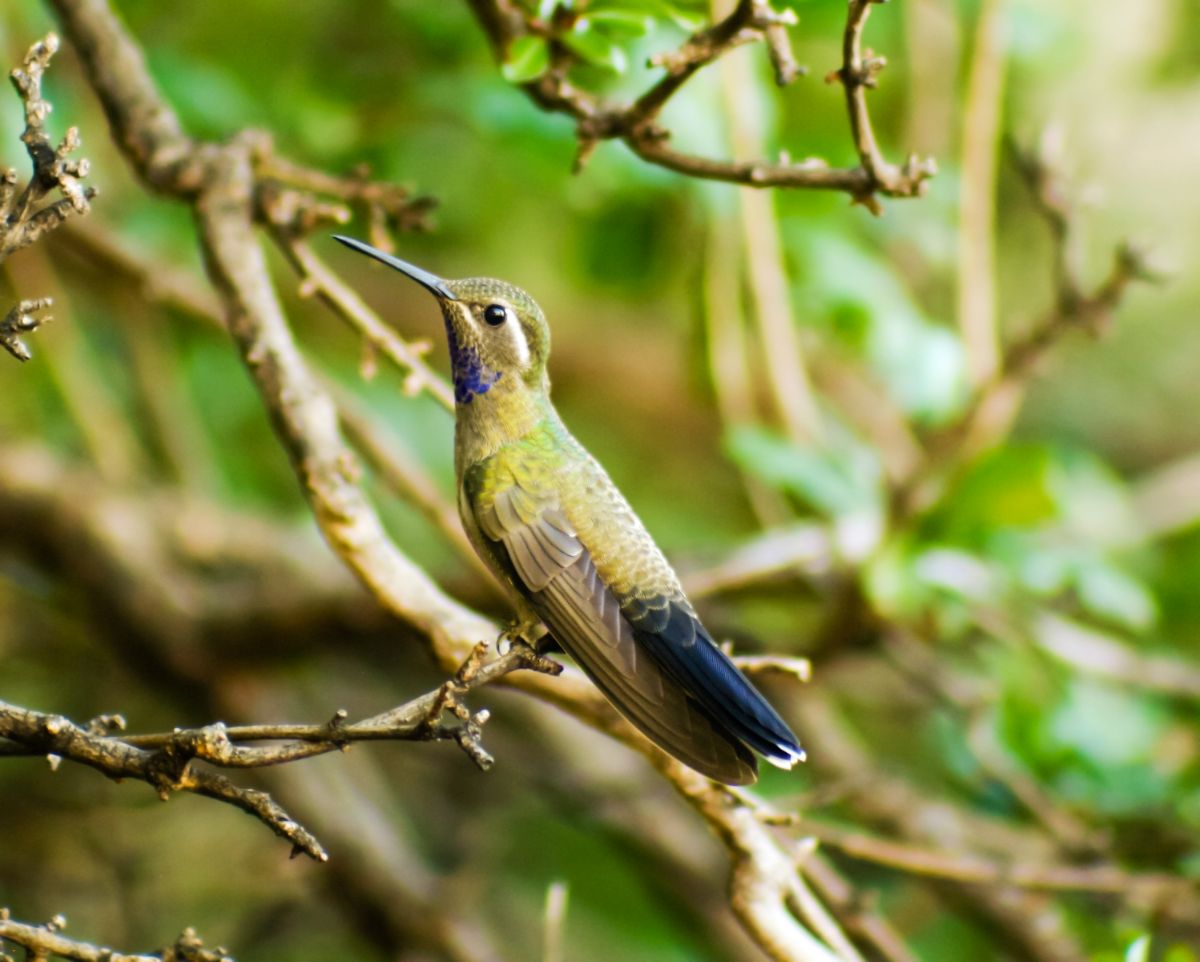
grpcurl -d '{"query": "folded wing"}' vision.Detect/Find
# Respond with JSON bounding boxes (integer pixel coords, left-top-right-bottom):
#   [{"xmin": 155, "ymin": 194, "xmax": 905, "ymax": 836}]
[{"xmin": 470, "ymin": 473, "xmax": 800, "ymax": 784}]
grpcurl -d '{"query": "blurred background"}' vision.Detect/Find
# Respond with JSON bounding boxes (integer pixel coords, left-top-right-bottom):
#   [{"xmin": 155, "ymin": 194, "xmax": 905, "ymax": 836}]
[{"xmin": 1, "ymin": 0, "xmax": 1198, "ymax": 959}]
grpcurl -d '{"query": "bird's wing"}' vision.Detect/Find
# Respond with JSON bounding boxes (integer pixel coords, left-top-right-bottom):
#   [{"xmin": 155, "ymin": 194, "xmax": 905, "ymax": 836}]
[
  {"xmin": 467, "ymin": 465, "xmax": 758, "ymax": 784},
  {"xmin": 468, "ymin": 453, "xmax": 806, "ymax": 782}
]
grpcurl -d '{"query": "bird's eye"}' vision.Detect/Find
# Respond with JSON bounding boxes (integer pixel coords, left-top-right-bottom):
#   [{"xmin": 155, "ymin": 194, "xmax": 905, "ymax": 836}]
[{"xmin": 483, "ymin": 304, "xmax": 508, "ymax": 327}]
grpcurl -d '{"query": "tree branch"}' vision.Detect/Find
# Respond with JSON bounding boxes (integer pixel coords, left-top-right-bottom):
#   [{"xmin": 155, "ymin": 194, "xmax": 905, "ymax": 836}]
[
  {"xmin": 466, "ymin": 0, "xmax": 934, "ymax": 208},
  {"xmin": 801, "ymin": 821, "xmax": 1193, "ymax": 902},
  {"xmin": 1, "ymin": 34, "xmax": 95, "ymax": 361},
  {"xmin": 1, "ymin": 296, "xmax": 54, "ymax": 361},
  {"xmin": 0, "ymin": 642, "xmax": 560, "ymax": 860},
  {"xmin": 0, "ymin": 911, "xmax": 230, "ymax": 962},
  {"xmin": 898, "ymin": 133, "xmax": 1158, "ymax": 517}
]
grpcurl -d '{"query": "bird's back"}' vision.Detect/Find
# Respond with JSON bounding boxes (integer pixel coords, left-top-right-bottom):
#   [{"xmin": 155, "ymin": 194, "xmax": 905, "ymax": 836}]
[{"xmin": 459, "ymin": 416, "xmax": 803, "ymax": 784}]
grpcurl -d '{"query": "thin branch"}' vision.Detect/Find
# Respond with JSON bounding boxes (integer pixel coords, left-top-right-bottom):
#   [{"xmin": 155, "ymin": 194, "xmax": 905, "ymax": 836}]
[
  {"xmin": 1, "ymin": 34, "xmax": 96, "ymax": 259},
  {"xmin": 899, "ymin": 135, "xmax": 1158, "ymax": 517},
  {"xmin": 0, "ymin": 911, "xmax": 231, "ymax": 962},
  {"xmin": 255, "ymin": 149, "xmax": 436, "ymax": 244},
  {"xmin": 467, "ymin": 0, "xmax": 934, "ymax": 208},
  {"xmin": 1031, "ymin": 612, "xmax": 1200, "ymax": 700},
  {"xmin": 830, "ymin": 0, "xmax": 938, "ymax": 212},
  {"xmin": 791, "ymin": 689, "xmax": 1089, "ymax": 962},
  {"xmin": 716, "ymin": 17, "xmax": 824, "ymax": 443},
  {"xmin": 802, "ymin": 854, "xmax": 922, "ymax": 962},
  {"xmin": 803, "ymin": 821, "xmax": 1194, "ymax": 902},
  {"xmin": 0, "ymin": 296, "xmax": 53, "ymax": 361},
  {"xmin": 334, "ymin": 390, "xmax": 497, "ymax": 586},
  {"xmin": 1, "ymin": 34, "xmax": 95, "ymax": 361},
  {"xmin": 702, "ymin": 208, "xmax": 794, "ymax": 526},
  {"xmin": 265, "ymin": 222, "xmax": 455, "ymax": 410},
  {"xmin": 955, "ymin": 0, "xmax": 1008, "ymax": 385},
  {"xmin": 0, "ymin": 642, "xmax": 560, "ymax": 859},
  {"xmin": 682, "ymin": 523, "xmax": 835, "ymax": 598}
]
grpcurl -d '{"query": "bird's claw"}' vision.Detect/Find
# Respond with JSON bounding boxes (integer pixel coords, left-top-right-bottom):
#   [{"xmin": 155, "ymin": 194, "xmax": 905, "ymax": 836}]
[{"xmin": 495, "ymin": 620, "xmax": 547, "ymax": 656}]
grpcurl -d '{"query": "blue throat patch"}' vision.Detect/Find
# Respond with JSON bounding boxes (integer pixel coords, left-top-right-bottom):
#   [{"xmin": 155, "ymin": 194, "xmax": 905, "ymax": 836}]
[{"xmin": 446, "ymin": 319, "xmax": 502, "ymax": 404}]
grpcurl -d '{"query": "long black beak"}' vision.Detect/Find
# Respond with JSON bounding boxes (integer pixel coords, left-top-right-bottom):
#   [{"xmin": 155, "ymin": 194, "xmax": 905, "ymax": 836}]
[{"xmin": 332, "ymin": 235, "xmax": 457, "ymax": 301}]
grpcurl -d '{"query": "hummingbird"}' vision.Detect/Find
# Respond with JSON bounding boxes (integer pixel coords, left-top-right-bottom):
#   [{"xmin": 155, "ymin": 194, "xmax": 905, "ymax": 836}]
[{"xmin": 333, "ymin": 235, "xmax": 804, "ymax": 784}]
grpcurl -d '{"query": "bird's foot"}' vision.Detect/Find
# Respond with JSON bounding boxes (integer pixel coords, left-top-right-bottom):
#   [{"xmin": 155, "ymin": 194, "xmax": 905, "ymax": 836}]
[{"xmin": 495, "ymin": 619, "xmax": 548, "ymax": 656}]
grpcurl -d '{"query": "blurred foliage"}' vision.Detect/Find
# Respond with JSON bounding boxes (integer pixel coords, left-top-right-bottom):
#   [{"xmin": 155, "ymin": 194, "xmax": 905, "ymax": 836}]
[{"xmin": 2, "ymin": 0, "xmax": 1199, "ymax": 960}]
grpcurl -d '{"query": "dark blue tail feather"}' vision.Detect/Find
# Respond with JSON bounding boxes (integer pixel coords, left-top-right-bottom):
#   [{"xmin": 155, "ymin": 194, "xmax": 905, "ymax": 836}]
[{"xmin": 633, "ymin": 602, "xmax": 805, "ymax": 767}]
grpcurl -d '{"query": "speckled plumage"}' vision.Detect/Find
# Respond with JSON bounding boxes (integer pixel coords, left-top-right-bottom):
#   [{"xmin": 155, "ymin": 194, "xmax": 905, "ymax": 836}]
[{"xmin": 333, "ymin": 236, "xmax": 805, "ymax": 784}]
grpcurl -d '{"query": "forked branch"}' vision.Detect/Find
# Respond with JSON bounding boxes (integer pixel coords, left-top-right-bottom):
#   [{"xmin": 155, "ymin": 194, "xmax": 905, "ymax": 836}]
[
  {"xmin": 0, "ymin": 642, "xmax": 560, "ymax": 861},
  {"xmin": 467, "ymin": 0, "xmax": 934, "ymax": 207}
]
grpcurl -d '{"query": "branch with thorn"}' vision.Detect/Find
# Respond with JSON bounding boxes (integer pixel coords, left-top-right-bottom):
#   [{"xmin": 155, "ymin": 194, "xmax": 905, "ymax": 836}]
[
  {"xmin": 1, "ymin": 34, "xmax": 95, "ymax": 361},
  {"xmin": 467, "ymin": 0, "xmax": 934, "ymax": 207},
  {"xmin": 0, "ymin": 641, "xmax": 560, "ymax": 861}
]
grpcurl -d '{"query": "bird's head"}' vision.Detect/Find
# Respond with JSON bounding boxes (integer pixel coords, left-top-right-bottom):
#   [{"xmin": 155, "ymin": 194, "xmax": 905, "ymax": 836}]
[{"xmin": 333, "ymin": 235, "xmax": 550, "ymax": 406}]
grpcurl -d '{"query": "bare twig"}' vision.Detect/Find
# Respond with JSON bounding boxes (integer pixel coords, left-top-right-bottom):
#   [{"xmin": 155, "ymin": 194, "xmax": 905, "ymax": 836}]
[
  {"xmin": 0, "ymin": 911, "xmax": 231, "ymax": 962},
  {"xmin": 792, "ymin": 688, "xmax": 1090, "ymax": 962},
  {"xmin": 1031, "ymin": 612, "xmax": 1200, "ymax": 700},
  {"xmin": 265, "ymin": 224, "xmax": 455, "ymax": 410},
  {"xmin": 1, "ymin": 34, "xmax": 95, "ymax": 361},
  {"xmin": 803, "ymin": 821, "xmax": 1193, "ymax": 902},
  {"xmin": 829, "ymin": 0, "xmax": 938, "ymax": 212},
  {"xmin": 682, "ymin": 523, "xmax": 835, "ymax": 598},
  {"xmin": 955, "ymin": 0, "xmax": 1008, "ymax": 384},
  {"xmin": 1, "ymin": 34, "xmax": 95, "ymax": 259},
  {"xmin": 899, "ymin": 135, "xmax": 1158, "ymax": 517},
  {"xmin": 255, "ymin": 149, "xmax": 435, "ymax": 245},
  {"xmin": 466, "ymin": 0, "xmax": 933, "ymax": 208},
  {"xmin": 0, "ymin": 296, "xmax": 53, "ymax": 361},
  {"xmin": 0, "ymin": 642, "xmax": 559, "ymax": 859},
  {"xmin": 716, "ymin": 13, "xmax": 824, "ymax": 443}
]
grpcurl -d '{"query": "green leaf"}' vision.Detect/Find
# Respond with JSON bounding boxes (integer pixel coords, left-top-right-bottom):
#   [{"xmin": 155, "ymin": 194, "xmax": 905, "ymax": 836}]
[
  {"xmin": 785, "ymin": 231, "xmax": 968, "ymax": 424},
  {"xmin": 564, "ymin": 20, "xmax": 629, "ymax": 72},
  {"xmin": 590, "ymin": 0, "xmax": 708, "ymax": 31},
  {"xmin": 1075, "ymin": 559, "xmax": 1158, "ymax": 632},
  {"xmin": 935, "ymin": 444, "xmax": 1059, "ymax": 543},
  {"xmin": 1049, "ymin": 678, "xmax": 1166, "ymax": 771},
  {"xmin": 586, "ymin": 9, "xmax": 655, "ymax": 38},
  {"xmin": 724, "ymin": 424, "xmax": 883, "ymax": 520},
  {"xmin": 502, "ymin": 35, "xmax": 550, "ymax": 83}
]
